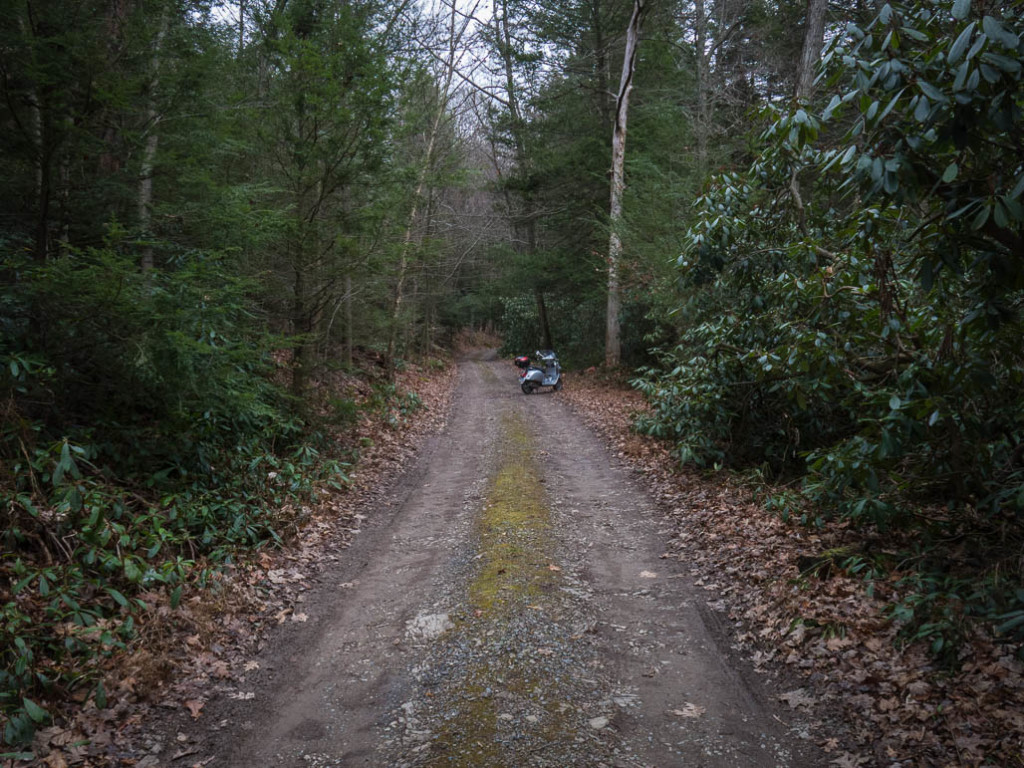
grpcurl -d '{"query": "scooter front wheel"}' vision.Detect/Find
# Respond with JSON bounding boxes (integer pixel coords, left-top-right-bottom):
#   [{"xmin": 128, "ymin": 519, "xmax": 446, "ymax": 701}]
[
  {"xmin": 521, "ymin": 381, "xmax": 536, "ymax": 394},
  {"xmin": 553, "ymin": 379, "xmax": 563, "ymax": 392}
]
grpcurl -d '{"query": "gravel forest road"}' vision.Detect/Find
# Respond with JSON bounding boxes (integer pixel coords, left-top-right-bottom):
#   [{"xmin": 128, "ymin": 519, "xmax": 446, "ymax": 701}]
[{"xmin": 203, "ymin": 352, "xmax": 822, "ymax": 767}]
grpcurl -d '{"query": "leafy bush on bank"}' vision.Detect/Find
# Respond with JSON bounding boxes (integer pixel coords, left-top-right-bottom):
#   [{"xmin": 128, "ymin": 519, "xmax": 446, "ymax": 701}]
[
  {"xmin": 635, "ymin": 0, "xmax": 1024, "ymax": 658},
  {"xmin": 0, "ymin": 245, "xmax": 348, "ymax": 746}
]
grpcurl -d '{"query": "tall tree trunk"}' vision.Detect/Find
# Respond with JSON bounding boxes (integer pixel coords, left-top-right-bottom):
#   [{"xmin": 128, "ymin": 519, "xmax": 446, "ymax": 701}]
[
  {"xmin": 20, "ymin": 12, "xmax": 51, "ymax": 262},
  {"xmin": 238, "ymin": 0, "xmax": 246, "ymax": 53},
  {"xmin": 31, "ymin": 94, "xmax": 51, "ymax": 262},
  {"xmin": 536, "ymin": 289, "xmax": 552, "ymax": 350},
  {"xmin": 590, "ymin": 0, "xmax": 612, "ymax": 127},
  {"xmin": 139, "ymin": 8, "xmax": 169, "ymax": 271},
  {"xmin": 606, "ymin": 0, "xmax": 645, "ymax": 368},
  {"xmin": 57, "ymin": 139, "xmax": 70, "ymax": 253},
  {"xmin": 385, "ymin": 0, "xmax": 477, "ymax": 379},
  {"xmin": 791, "ymin": 0, "xmax": 828, "ymax": 234},
  {"xmin": 291, "ymin": 156, "xmax": 317, "ymax": 396},
  {"xmin": 525, "ymin": 197, "xmax": 550, "ymax": 349},
  {"xmin": 386, "ymin": 231, "xmax": 412, "ymax": 378},
  {"xmin": 694, "ymin": 0, "xmax": 709, "ymax": 176},
  {"xmin": 345, "ymin": 274, "xmax": 353, "ymax": 368},
  {"xmin": 385, "ymin": 148, "xmax": 431, "ymax": 379},
  {"xmin": 292, "ymin": 259, "xmax": 310, "ymax": 397},
  {"xmin": 795, "ymin": 0, "xmax": 828, "ymax": 102}
]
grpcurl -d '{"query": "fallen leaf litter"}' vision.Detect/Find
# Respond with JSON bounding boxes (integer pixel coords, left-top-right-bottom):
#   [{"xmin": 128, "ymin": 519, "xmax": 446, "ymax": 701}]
[{"xmin": 563, "ymin": 369, "xmax": 1024, "ymax": 768}]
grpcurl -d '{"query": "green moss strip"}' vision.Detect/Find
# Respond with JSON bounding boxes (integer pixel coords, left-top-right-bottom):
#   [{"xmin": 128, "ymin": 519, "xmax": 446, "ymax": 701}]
[
  {"xmin": 468, "ymin": 411, "xmax": 558, "ymax": 614},
  {"xmin": 426, "ymin": 409, "xmax": 569, "ymax": 766}
]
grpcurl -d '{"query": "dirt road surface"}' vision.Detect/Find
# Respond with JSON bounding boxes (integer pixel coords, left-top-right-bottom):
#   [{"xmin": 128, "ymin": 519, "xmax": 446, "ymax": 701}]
[{"xmin": 183, "ymin": 353, "xmax": 822, "ymax": 767}]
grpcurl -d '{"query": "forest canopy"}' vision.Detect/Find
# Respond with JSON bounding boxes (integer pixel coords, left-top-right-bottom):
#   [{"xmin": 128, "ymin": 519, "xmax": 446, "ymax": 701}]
[{"xmin": 1, "ymin": 0, "xmax": 1022, "ymax": 750}]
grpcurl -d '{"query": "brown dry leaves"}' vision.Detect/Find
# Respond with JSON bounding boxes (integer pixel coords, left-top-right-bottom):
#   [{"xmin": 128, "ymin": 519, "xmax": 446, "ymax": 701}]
[
  {"xmin": 10, "ymin": 358, "xmax": 457, "ymax": 768},
  {"xmin": 563, "ymin": 370, "xmax": 1024, "ymax": 768}
]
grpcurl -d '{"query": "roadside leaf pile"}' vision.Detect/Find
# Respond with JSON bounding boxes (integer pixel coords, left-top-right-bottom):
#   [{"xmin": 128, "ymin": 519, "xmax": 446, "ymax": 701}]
[
  {"xmin": 1, "ymin": 360, "xmax": 455, "ymax": 767},
  {"xmin": 564, "ymin": 370, "xmax": 1024, "ymax": 767},
  {"xmin": 635, "ymin": 0, "xmax": 1024, "ymax": 660}
]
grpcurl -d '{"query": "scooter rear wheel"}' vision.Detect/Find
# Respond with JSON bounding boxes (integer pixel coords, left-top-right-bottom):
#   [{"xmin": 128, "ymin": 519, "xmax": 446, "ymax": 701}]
[{"xmin": 521, "ymin": 381, "xmax": 536, "ymax": 394}]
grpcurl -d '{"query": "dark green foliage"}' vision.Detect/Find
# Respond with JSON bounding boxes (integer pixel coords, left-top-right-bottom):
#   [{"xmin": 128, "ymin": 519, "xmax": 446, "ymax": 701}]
[
  {"xmin": 636, "ymin": 0, "xmax": 1024, "ymax": 657},
  {"xmin": 362, "ymin": 382, "xmax": 424, "ymax": 430},
  {"xmin": 480, "ymin": 1, "xmax": 696, "ymax": 364},
  {"xmin": 0, "ymin": 0, "xmax": 478, "ymax": 748},
  {"xmin": 498, "ymin": 294, "xmax": 605, "ymax": 368},
  {"xmin": 2, "ymin": 247, "xmax": 285, "ymax": 473},
  {"xmin": 0, "ymin": 242, "xmax": 349, "ymax": 744},
  {"xmin": 499, "ymin": 291, "xmax": 662, "ymax": 370}
]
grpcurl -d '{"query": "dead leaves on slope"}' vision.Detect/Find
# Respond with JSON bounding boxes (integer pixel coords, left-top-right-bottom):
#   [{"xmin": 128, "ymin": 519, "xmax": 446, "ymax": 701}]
[
  {"xmin": 563, "ymin": 373, "xmax": 1024, "ymax": 768},
  {"xmin": 5, "ymin": 361, "xmax": 457, "ymax": 768}
]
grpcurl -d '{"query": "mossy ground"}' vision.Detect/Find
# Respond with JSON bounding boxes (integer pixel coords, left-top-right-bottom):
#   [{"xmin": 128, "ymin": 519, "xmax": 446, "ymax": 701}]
[
  {"xmin": 468, "ymin": 411, "xmax": 558, "ymax": 614},
  {"xmin": 425, "ymin": 409, "xmax": 576, "ymax": 766}
]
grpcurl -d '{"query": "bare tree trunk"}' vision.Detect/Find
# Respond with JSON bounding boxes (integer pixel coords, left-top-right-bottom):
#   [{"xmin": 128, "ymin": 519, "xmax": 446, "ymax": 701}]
[
  {"xmin": 694, "ymin": 0, "xmax": 709, "ymax": 176},
  {"xmin": 795, "ymin": 0, "xmax": 828, "ymax": 101},
  {"xmin": 57, "ymin": 137, "xmax": 70, "ymax": 253},
  {"xmin": 790, "ymin": 0, "xmax": 828, "ymax": 235},
  {"xmin": 19, "ymin": 12, "xmax": 50, "ymax": 262},
  {"xmin": 291, "ymin": 158, "xmax": 317, "ymax": 396},
  {"xmin": 385, "ymin": 156, "xmax": 428, "ymax": 379},
  {"xmin": 345, "ymin": 274, "xmax": 353, "ymax": 367},
  {"xmin": 139, "ymin": 8, "xmax": 169, "ymax": 271},
  {"xmin": 384, "ymin": 102, "xmax": 440, "ymax": 381},
  {"xmin": 30, "ymin": 93, "xmax": 50, "ymax": 262},
  {"xmin": 535, "ymin": 289, "xmax": 552, "ymax": 350},
  {"xmin": 385, "ymin": 0, "xmax": 478, "ymax": 379},
  {"xmin": 238, "ymin": 0, "xmax": 246, "ymax": 53},
  {"xmin": 292, "ymin": 260, "xmax": 310, "ymax": 397},
  {"xmin": 525, "ymin": 200, "xmax": 550, "ymax": 348},
  {"xmin": 606, "ymin": 0, "xmax": 645, "ymax": 368},
  {"xmin": 590, "ymin": 0, "xmax": 612, "ymax": 127},
  {"xmin": 386, "ymin": 241, "xmax": 411, "ymax": 377}
]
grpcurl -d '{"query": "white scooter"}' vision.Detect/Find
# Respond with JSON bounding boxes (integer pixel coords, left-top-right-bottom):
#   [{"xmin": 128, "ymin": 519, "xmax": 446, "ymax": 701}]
[{"xmin": 514, "ymin": 350, "xmax": 563, "ymax": 394}]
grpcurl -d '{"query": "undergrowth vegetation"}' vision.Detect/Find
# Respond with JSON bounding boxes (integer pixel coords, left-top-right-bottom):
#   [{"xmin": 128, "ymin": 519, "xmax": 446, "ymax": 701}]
[
  {"xmin": 0, "ymin": 244, "xmax": 431, "ymax": 747},
  {"xmin": 498, "ymin": 294, "xmax": 657, "ymax": 369},
  {"xmin": 635, "ymin": 0, "xmax": 1024, "ymax": 661}
]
